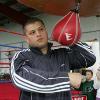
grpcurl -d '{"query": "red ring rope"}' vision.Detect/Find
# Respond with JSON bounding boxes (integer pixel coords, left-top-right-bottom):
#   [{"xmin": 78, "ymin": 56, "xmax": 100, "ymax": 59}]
[
  {"xmin": 0, "ymin": 62, "xmax": 10, "ymax": 65},
  {"xmin": 0, "ymin": 49, "xmax": 20, "ymax": 52},
  {"xmin": 0, "ymin": 28, "xmax": 24, "ymax": 36}
]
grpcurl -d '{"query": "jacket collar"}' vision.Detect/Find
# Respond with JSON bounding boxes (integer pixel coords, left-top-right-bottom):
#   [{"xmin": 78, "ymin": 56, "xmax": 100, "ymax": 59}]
[{"xmin": 29, "ymin": 42, "xmax": 53, "ymax": 55}]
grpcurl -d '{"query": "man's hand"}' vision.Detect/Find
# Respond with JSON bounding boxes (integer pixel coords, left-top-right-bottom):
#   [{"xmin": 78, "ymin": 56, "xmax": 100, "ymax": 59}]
[{"xmin": 68, "ymin": 72, "xmax": 82, "ymax": 88}]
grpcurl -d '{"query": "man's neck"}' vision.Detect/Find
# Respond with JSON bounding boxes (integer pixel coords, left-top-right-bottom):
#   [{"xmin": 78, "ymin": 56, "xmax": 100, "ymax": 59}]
[{"xmin": 40, "ymin": 47, "xmax": 48, "ymax": 54}]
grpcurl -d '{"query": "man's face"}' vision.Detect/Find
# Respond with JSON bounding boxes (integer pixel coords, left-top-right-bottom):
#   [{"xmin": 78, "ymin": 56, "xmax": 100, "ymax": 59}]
[
  {"xmin": 86, "ymin": 72, "xmax": 93, "ymax": 81},
  {"xmin": 24, "ymin": 21, "xmax": 48, "ymax": 48}
]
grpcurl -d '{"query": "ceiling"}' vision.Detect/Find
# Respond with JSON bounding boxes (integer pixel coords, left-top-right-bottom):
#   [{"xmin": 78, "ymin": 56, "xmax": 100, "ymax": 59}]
[
  {"xmin": 0, "ymin": 0, "xmax": 100, "ymax": 26},
  {"xmin": 0, "ymin": 0, "xmax": 41, "ymax": 26},
  {"xmin": 17, "ymin": 0, "xmax": 100, "ymax": 16}
]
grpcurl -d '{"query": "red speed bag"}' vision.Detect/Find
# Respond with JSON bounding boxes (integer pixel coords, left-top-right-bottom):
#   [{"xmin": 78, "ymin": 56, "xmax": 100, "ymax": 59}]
[{"xmin": 51, "ymin": 11, "xmax": 81, "ymax": 46}]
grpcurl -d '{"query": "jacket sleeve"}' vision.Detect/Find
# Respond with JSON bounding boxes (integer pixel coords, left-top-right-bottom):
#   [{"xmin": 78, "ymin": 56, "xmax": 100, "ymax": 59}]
[
  {"xmin": 10, "ymin": 50, "xmax": 70, "ymax": 93},
  {"xmin": 67, "ymin": 42, "xmax": 96, "ymax": 70}
]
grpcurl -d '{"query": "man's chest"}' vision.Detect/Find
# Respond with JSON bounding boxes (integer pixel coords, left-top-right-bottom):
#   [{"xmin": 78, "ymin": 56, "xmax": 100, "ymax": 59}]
[{"xmin": 27, "ymin": 52, "xmax": 69, "ymax": 72}]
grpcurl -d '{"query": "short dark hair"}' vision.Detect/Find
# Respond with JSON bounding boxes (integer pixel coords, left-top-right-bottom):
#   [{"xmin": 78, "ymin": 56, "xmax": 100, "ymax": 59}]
[
  {"xmin": 86, "ymin": 70, "xmax": 93, "ymax": 75},
  {"xmin": 23, "ymin": 17, "xmax": 45, "ymax": 34}
]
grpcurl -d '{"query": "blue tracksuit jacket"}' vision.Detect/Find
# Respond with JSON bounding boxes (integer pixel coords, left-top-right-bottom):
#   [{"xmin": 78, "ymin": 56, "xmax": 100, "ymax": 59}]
[{"xmin": 10, "ymin": 42, "xmax": 96, "ymax": 100}]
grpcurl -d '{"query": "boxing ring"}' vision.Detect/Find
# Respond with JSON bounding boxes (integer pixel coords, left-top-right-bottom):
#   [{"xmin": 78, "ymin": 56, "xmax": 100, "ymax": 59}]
[{"xmin": 0, "ymin": 28, "xmax": 26, "ymax": 100}]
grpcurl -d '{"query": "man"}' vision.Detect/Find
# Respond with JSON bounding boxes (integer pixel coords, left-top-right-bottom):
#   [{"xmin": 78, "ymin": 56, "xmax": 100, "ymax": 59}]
[
  {"xmin": 77, "ymin": 70, "xmax": 96, "ymax": 100},
  {"xmin": 10, "ymin": 17, "xmax": 96, "ymax": 100}
]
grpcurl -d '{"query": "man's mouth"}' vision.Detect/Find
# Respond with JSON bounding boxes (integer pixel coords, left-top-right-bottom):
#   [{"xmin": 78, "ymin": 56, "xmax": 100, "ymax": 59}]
[{"xmin": 37, "ymin": 38, "xmax": 44, "ymax": 42}]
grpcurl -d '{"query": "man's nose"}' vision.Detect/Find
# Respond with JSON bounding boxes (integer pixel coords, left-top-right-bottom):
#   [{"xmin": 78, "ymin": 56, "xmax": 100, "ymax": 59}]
[{"xmin": 36, "ymin": 31, "xmax": 41, "ymax": 36}]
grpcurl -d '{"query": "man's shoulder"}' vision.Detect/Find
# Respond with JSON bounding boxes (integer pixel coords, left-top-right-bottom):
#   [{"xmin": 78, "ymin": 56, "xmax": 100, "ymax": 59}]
[{"xmin": 15, "ymin": 49, "xmax": 31, "ymax": 55}]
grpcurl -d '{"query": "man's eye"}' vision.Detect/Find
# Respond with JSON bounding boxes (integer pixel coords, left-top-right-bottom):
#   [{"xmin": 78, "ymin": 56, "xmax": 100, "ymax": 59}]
[
  {"xmin": 40, "ymin": 28, "xmax": 43, "ymax": 30},
  {"xmin": 29, "ymin": 31, "xmax": 35, "ymax": 35},
  {"xmin": 39, "ymin": 28, "xmax": 44, "ymax": 31},
  {"xmin": 32, "ymin": 30, "xmax": 35, "ymax": 33}
]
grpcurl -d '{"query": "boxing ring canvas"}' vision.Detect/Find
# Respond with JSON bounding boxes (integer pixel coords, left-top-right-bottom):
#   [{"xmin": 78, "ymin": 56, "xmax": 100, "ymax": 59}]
[{"xmin": 0, "ymin": 82, "xmax": 20, "ymax": 100}]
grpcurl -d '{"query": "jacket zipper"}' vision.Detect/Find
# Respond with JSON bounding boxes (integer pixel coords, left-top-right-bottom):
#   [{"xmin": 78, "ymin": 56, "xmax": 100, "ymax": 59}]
[{"xmin": 31, "ymin": 92, "xmax": 32, "ymax": 100}]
